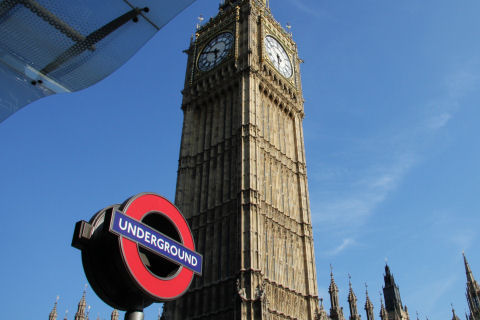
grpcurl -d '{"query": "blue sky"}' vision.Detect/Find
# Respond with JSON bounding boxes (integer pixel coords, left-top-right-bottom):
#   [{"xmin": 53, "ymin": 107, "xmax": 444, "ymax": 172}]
[{"xmin": 1, "ymin": 0, "xmax": 480, "ymax": 319}]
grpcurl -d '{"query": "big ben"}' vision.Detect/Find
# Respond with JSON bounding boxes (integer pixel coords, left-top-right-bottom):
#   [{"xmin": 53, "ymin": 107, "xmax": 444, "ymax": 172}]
[{"xmin": 162, "ymin": 0, "xmax": 319, "ymax": 319}]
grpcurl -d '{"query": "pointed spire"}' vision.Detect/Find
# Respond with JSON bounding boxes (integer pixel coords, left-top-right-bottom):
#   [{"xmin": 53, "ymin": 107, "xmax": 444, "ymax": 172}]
[
  {"xmin": 348, "ymin": 273, "xmax": 353, "ymax": 291},
  {"xmin": 75, "ymin": 286, "xmax": 87, "ymax": 320},
  {"xmin": 316, "ymin": 298, "xmax": 329, "ymax": 320},
  {"xmin": 364, "ymin": 284, "xmax": 374, "ymax": 320},
  {"xmin": 64, "ymin": 309, "xmax": 69, "ymax": 320},
  {"xmin": 464, "ymin": 252, "xmax": 476, "ymax": 285},
  {"xmin": 111, "ymin": 309, "xmax": 119, "ymax": 320},
  {"xmin": 328, "ymin": 265, "xmax": 345, "ymax": 320},
  {"xmin": 49, "ymin": 296, "xmax": 59, "ymax": 320},
  {"xmin": 464, "ymin": 252, "xmax": 480, "ymax": 320},
  {"xmin": 347, "ymin": 275, "xmax": 361, "ymax": 320},
  {"xmin": 382, "ymin": 263, "xmax": 405, "ymax": 314},
  {"xmin": 329, "ymin": 264, "xmax": 339, "ymax": 303},
  {"xmin": 379, "ymin": 292, "xmax": 387, "ymax": 320},
  {"xmin": 384, "ymin": 263, "xmax": 394, "ymax": 287}
]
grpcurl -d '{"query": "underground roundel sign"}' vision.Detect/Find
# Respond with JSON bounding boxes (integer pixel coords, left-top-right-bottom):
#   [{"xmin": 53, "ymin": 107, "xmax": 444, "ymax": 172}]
[
  {"xmin": 72, "ymin": 192, "xmax": 202, "ymax": 309},
  {"xmin": 109, "ymin": 193, "xmax": 202, "ymax": 300}
]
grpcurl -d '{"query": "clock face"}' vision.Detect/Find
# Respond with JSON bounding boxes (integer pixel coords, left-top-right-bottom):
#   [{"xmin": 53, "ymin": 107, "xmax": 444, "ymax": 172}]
[
  {"xmin": 264, "ymin": 35, "xmax": 293, "ymax": 78},
  {"xmin": 198, "ymin": 32, "xmax": 234, "ymax": 72}
]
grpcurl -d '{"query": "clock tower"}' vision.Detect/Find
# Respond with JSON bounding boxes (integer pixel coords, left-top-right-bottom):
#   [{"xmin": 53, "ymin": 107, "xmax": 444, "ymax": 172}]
[{"xmin": 162, "ymin": 0, "xmax": 319, "ymax": 319}]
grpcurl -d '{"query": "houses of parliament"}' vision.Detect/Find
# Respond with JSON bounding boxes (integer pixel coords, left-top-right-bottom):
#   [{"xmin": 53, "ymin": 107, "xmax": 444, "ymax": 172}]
[
  {"xmin": 49, "ymin": 0, "xmax": 480, "ymax": 319},
  {"xmin": 48, "ymin": 253, "xmax": 480, "ymax": 320}
]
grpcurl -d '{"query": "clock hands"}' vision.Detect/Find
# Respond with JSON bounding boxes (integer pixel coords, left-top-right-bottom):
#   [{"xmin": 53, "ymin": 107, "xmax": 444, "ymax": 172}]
[
  {"xmin": 265, "ymin": 36, "xmax": 292, "ymax": 78},
  {"xmin": 197, "ymin": 32, "xmax": 234, "ymax": 71},
  {"xmin": 202, "ymin": 48, "xmax": 220, "ymax": 57}
]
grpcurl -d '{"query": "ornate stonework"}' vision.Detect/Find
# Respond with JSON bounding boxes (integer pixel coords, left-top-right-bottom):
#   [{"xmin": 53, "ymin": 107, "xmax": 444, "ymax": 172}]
[{"xmin": 162, "ymin": 0, "xmax": 319, "ymax": 319}]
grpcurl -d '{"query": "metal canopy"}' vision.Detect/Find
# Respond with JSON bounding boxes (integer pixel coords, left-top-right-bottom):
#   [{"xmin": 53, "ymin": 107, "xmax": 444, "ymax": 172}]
[{"xmin": 0, "ymin": 0, "xmax": 195, "ymax": 123}]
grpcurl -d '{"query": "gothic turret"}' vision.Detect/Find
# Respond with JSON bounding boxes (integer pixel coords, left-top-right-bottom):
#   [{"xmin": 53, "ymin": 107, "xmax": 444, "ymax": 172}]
[
  {"xmin": 316, "ymin": 298, "xmax": 330, "ymax": 320},
  {"xmin": 382, "ymin": 264, "xmax": 409, "ymax": 320},
  {"xmin": 464, "ymin": 252, "xmax": 480, "ymax": 320},
  {"xmin": 49, "ymin": 297, "xmax": 59, "ymax": 320},
  {"xmin": 329, "ymin": 268, "xmax": 345, "ymax": 320},
  {"xmin": 365, "ymin": 285, "xmax": 374, "ymax": 320},
  {"xmin": 74, "ymin": 290, "xmax": 87, "ymax": 320},
  {"xmin": 348, "ymin": 276, "xmax": 361, "ymax": 320},
  {"xmin": 383, "ymin": 264, "xmax": 402, "ymax": 312},
  {"xmin": 111, "ymin": 309, "xmax": 119, "ymax": 320},
  {"xmin": 379, "ymin": 295, "xmax": 387, "ymax": 320}
]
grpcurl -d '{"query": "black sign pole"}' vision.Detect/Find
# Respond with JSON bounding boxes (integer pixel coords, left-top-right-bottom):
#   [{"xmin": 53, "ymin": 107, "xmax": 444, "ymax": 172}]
[{"xmin": 125, "ymin": 310, "xmax": 144, "ymax": 320}]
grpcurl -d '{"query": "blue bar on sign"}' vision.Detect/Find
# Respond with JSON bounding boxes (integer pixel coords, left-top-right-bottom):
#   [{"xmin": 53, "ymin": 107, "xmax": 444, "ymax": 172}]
[{"xmin": 110, "ymin": 211, "xmax": 202, "ymax": 275}]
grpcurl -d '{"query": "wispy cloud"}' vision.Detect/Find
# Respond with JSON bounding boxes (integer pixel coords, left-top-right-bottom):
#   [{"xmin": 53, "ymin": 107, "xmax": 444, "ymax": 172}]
[
  {"xmin": 406, "ymin": 274, "xmax": 457, "ymax": 316},
  {"xmin": 326, "ymin": 238, "xmax": 356, "ymax": 256},
  {"xmin": 426, "ymin": 112, "xmax": 452, "ymax": 130},
  {"xmin": 429, "ymin": 212, "xmax": 479, "ymax": 252},
  {"xmin": 424, "ymin": 62, "xmax": 479, "ymax": 132},
  {"xmin": 309, "ymin": 64, "xmax": 479, "ymax": 243},
  {"xmin": 286, "ymin": 0, "xmax": 326, "ymax": 20},
  {"xmin": 311, "ymin": 153, "xmax": 416, "ymax": 231}
]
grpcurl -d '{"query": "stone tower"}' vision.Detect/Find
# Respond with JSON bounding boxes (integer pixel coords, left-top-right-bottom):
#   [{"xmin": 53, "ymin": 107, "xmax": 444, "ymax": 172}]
[
  {"xmin": 328, "ymin": 270, "xmax": 345, "ymax": 320},
  {"xmin": 74, "ymin": 290, "xmax": 87, "ymax": 320},
  {"xmin": 381, "ymin": 265, "xmax": 409, "ymax": 320},
  {"xmin": 111, "ymin": 309, "xmax": 119, "ymax": 320},
  {"xmin": 464, "ymin": 253, "xmax": 480, "ymax": 320},
  {"xmin": 347, "ymin": 277, "xmax": 361, "ymax": 320},
  {"xmin": 162, "ymin": 0, "xmax": 319, "ymax": 318},
  {"xmin": 364, "ymin": 286, "xmax": 374, "ymax": 320},
  {"xmin": 49, "ymin": 297, "xmax": 59, "ymax": 320}
]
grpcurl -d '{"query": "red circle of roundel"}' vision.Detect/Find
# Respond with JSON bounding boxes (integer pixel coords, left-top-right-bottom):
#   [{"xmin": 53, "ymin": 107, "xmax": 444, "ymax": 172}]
[{"xmin": 119, "ymin": 193, "xmax": 195, "ymax": 300}]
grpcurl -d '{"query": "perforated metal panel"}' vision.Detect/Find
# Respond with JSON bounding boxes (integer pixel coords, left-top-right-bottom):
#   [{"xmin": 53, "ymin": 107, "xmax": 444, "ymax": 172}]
[{"xmin": 0, "ymin": 0, "xmax": 195, "ymax": 122}]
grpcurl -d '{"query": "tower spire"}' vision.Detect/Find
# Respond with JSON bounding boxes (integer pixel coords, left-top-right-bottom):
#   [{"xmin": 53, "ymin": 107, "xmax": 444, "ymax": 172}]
[
  {"xmin": 74, "ymin": 286, "xmax": 87, "ymax": 320},
  {"xmin": 382, "ymin": 264, "xmax": 409, "ymax": 320},
  {"xmin": 49, "ymin": 296, "xmax": 59, "ymax": 320},
  {"xmin": 464, "ymin": 252, "xmax": 477, "ymax": 285},
  {"xmin": 379, "ymin": 293, "xmax": 387, "ymax": 320},
  {"xmin": 364, "ymin": 284, "xmax": 374, "ymax": 320},
  {"xmin": 348, "ymin": 275, "xmax": 361, "ymax": 320},
  {"xmin": 316, "ymin": 298, "xmax": 329, "ymax": 320},
  {"xmin": 111, "ymin": 309, "xmax": 119, "ymax": 320},
  {"xmin": 329, "ymin": 266, "xmax": 345, "ymax": 320},
  {"xmin": 463, "ymin": 252, "xmax": 480, "ymax": 320}
]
